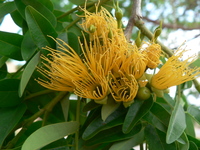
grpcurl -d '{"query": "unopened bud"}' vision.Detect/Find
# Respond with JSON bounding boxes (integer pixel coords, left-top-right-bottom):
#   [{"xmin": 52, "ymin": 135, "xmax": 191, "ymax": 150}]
[{"xmin": 88, "ymin": 25, "xmax": 96, "ymax": 33}]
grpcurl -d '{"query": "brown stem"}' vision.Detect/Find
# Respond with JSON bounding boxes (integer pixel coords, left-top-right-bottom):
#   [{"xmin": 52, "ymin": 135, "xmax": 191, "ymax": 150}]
[{"xmin": 124, "ymin": 0, "xmax": 142, "ymax": 41}]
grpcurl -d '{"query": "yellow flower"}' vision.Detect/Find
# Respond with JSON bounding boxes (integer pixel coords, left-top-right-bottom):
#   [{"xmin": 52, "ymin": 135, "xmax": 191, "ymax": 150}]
[
  {"xmin": 109, "ymin": 72, "xmax": 138, "ymax": 102},
  {"xmin": 80, "ymin": 5, "xmax": 118, "ymax": 38},
  {"xmin": 144, "ymin": 43, "xmax": 162, "ymax": 69},
  {"xmin": 151, "ymin": 48, "xmax": 200, "ymax": 90},
  {"xmin": 37, "ymin": 38, "xmax": 86, "ymax": 92},
  {"xmin": 121, "ymin": 45, "xmax": 148, "ymax": 79}
]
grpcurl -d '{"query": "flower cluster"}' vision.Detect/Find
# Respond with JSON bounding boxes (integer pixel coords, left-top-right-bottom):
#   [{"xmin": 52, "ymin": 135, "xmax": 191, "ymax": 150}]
[{"xmin": 37, "ymin": 5, "xmax": 200, "ymax": 107}]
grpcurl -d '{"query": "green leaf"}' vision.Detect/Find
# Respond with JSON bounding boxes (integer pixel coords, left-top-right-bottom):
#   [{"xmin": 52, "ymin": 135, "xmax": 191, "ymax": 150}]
[
  {"xmin": 122, "ymin": 97, "xmax": 153, "ymax": 133},
  {"xmin": 150, "ymin": 102, "xmax": 171, "ymax": 126},
  {"xmin": 166, "ymin": 100, "xmax": 186, "ymax": 144},
  {"xmin": 0, "ymin": 104, "xmax": 27, "ymax": 147},
  {"xmin": 185, "ymin": 113, "xmax": 195, "ymax": 137},
  {"xmin": 0, "ymin": 56, "xmax": 8, "ymax": 68},
  {"xmin": 0, "ymin": 79, "xmax": 22, "ymax": 107},
  {"xmin": 0, "ymin": 63, "xmax": 7, "ymax": 79},
  {"xmin": 68, "ymin": 0, "xmax": 84, "ymax": 5},
  {"xmin": 189, "ymin": 141, "xmax": 198, "ymax": 150},
  {"xmin": 15, "ymin": 0, "xmax": 56, "ymax": 26},
  {"xmin": 67, "ymin": 32, "xmax": 81, "ymax": 55},
  {"xmin": 82, "ymin": 106, "xmax": 127, "ymax": 140},
  {"xmin": 21, "ymin": 31, "xmax": 38, "ymax": 61},
  {"xmin": 109, "ymin": 128, "xmax": 144, "ymax": 150},
  {"xmin": 25, "ymin": 6, "xmax": 57, "ymax": 49},
  {"xmin": 10, "ymin": 9, "xmax": 25, "ymax": 28},
  {"xmin": 82, "ymin": 100, "xmax": 101, "ymax": 112},
  {"xmin": 0, "ymin": 31, "xmax": 23, "ymax": 60},
  {"xmin": 187, "ymin": 105, "xmax": 200, "ymax": 124},
  {"xmin": 101, "ymin": 96, "xmax": 120, "ymax": 121},
  {"xmin": 0, "ymin": 2, "xmax": 16, "ymax": 19},
  {"xmin": 190, "ymin": 59, "xmax": 200, "ymax": 68},
  {"xmin": 85, "ymin": 123, "xmax": 142, "ymax": 146},
  {"xmin": 22, "ymin": 121, "xmax": 79, "ymax": 150},
  {"xmin": 19, "ymin": 51, "xmax": 40, "ymax": 97},
  {"xmin": 145, "ymin": 124, "xmax": 176, "ymax": 150},
  {"xmin": 176, "ymin": 133, "xmax": 189, "ymax": 150},
  {"xmin": 143, "ymin": 112, "xmax": 167, "ymax": 133},
  {"xmin": 187, "ymin": 135, "xmax": 200, "ymax": 149}
]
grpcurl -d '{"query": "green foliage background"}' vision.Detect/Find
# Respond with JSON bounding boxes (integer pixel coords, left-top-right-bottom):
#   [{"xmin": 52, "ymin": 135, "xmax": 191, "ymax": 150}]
[{"xmin": 0, "ymin": 0, "xmax": 199, "ymax": 150}]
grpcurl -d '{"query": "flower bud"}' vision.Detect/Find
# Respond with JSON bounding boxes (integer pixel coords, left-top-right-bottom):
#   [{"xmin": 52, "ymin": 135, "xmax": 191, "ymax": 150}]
[{"xmin": 88, "ymin": 25, "xmax": 96, "ymax": 33}]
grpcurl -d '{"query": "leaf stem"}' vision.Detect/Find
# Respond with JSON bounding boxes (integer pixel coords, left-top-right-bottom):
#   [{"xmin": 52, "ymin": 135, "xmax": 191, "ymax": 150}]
[
  {"xmin": 57, "ymin": 2, "xmax": 95, "ymax": 20},
  {"xmin": 75, "ymin": 96, "xmax": 81, "ymax": 150},
  {"xmin": 24, "ymin": 90, "xmax": 54, "ymax": 100},
  {"xmin": 5, "ymin": 91, "xmax": 68, "ymax": 149}
]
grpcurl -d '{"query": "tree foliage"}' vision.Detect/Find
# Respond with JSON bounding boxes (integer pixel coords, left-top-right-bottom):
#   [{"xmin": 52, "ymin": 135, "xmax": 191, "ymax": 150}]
[{"xmin": 0, "ymin": 0, "xmax": 199, "ymax": 150}]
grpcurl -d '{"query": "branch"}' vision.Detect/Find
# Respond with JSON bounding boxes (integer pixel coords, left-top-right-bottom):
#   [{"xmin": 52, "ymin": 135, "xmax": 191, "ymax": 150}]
[
  {"xmin": 124, "ymin": 0, "xmax": 142, "ymax": 41},
  {"xmin": 143, "ymin": 17, "xmax": 200, "ymax": 30}
]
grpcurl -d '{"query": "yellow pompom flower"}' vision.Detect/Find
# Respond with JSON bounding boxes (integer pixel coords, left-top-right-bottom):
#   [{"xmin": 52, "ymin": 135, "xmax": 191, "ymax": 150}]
[
  {"xmin": 151, "ymin": 48, "xmax": 200, "ymax": 90},
  {"xmin": 108, "ymin": 72, "xmax": 138, "ymax": 102},
  {"xmin": 80, "ymin": 5, "xmax": 117, "ymax": 37},
  {"xmin": 144, "ymin": 43, "xmax": 162, "ymax": 69}
]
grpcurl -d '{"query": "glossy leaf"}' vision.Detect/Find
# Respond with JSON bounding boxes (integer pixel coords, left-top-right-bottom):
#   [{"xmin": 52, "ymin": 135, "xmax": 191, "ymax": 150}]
[
  {"xmin": 10, "ymin": 9, "xmax": 25, "ymax": 28},
  {"xmin": 185, "ymin": 113, "xmax": 195, "ymax": 137},
  {"xmin": 166, "ymin": 100, "xmax": 186, "ymax": 144},
  {"xmin": 0, "ymin": 31, "xmax": 23, "ymax": 60},
  {"xmin": 150, "ymin": 102, "xmax": 171, "ymax": 126},
  {"xmin": 109, "ymin": 128, "xmax": 144, "ymax": 150},
  {"xmin": 143, "ymin": 112, "xmax": 167, "ymax": 133},
  {"xmin": 0, "ymin": 104, "xmax": 27, "ymax": 147},
  {"xmin": 0, "ymin": 2, "xmax": 16, "ymax": 19},
  {"xmin": 187, "ymin": 105, "xmax": 200, "ymax": 124},
  {"xmin": 145, "ymin": 124, "xmax": 176, "ymax": 150},
  {"xmin": 25, "ymin": 6, "xmax": 57, "ymax": 49},
  {"xmin": 15, "ymin": 0, "xmax": 56, "ymax": 26},
  {"xmin": 189, "ymin": 141, "xmax": 198, "ymax": 150},
  {"xmin": 85, "ymin": 123, "xmax": 142, "ymax": 146},
  {"xmin": 176, "ymin": 133, "xmax": 189, "ymax": 150},
  {"xmin": 0, "ymin": 79, "xmax": 22, "ymax": 107},
  {"xmin": 22, "ymin": 121, "xmax": 79, "ymax": 150},
  {"xmin": 82, "ymin": 100, "xmax": 101, "ymax": 112},
  {"xmin": 69, "ymin": 0, "xmax": 84, "ymax": 5},
  {"xmin": 19, "ymin": 51, "xmax": 40, "ymax": 97},
  {"xmin": 21, "ymin": 31, "xmax": 38, "ymax": 61},
  {"xmin": 67, "ymin": 32, "xmax": 81, "ymax": 55},
  {"xmin": 101, "ymin": 96, "xmax": 120, "ymax": 121},
  {"xmin": 123, "ymin": 97, "xmax": 153, "ymax": 133},
  {"xmin": 82, "ymin": 106, "xmax": 126, "ymax": 140},
  {"xmin": 0, "ymin": 63, "xmax": 7, "ymax": 79},
  {"xmin": 187, "ymin": 135, "xmax": 200, "ymax": 149}
]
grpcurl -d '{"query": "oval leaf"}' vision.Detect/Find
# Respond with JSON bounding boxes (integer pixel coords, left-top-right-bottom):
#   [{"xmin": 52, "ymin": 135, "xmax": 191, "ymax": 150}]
[
  {"xmin": 187, "ymin": 105, "xmax": 200, "ymax": 124},
  {"xmin": 145, "ymin": 124, "xmax": 177, "ymax": 150},
  {"xmin": 101, "ymin": 96, "xmax": 120, "ymax": 121},
  {"xmin": 25, "ymin": 6, "xmax": 57, "ymax": 49},
  {"xmin": 0, "ymin": 31, "xmax": 23, "ymax": 60},
  {"xmin": 22, "ymin": 121, "xmax": 79, "ymax": 150},
  {"xmin": 0, "ymin": 104, "xmax": 27, "ymax": 147},
  {"xmin": 0, "ymin": 79, "xmax": 22, "ymax": 107},
  {"xmin": 19, "ymin": 51, "xmax": 40, "ymax": 97},
  {"xmin": 166, "ymin": 101, "xmax": 186, "ymax": 144},
  {"xmin": 15, "ymin": 0, "xmax": 56, "ymax": 26},
  {"xmin": 82, "ymin": 106, "xmax": 126, "ymax": 140},
  {"xmin": 123, "ymin": 97, "xmax": 153, "ymax": 133},
  {"xmin": 21, "ymin": 31, "xmax": 38, "ymax": 61},
  {"xmin": 0, "ymin": 2, "xmax": 16, "ymax": 19}
]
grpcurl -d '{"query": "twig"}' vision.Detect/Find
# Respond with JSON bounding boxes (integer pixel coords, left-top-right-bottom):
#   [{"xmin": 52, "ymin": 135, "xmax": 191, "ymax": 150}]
[
  {"xmin": 5, "ymin": 91, "xmax": 68, "ymax": 149},
  {"xmin": 124, "ymin": 0, "xmax": 142, "ymax": 41}
]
